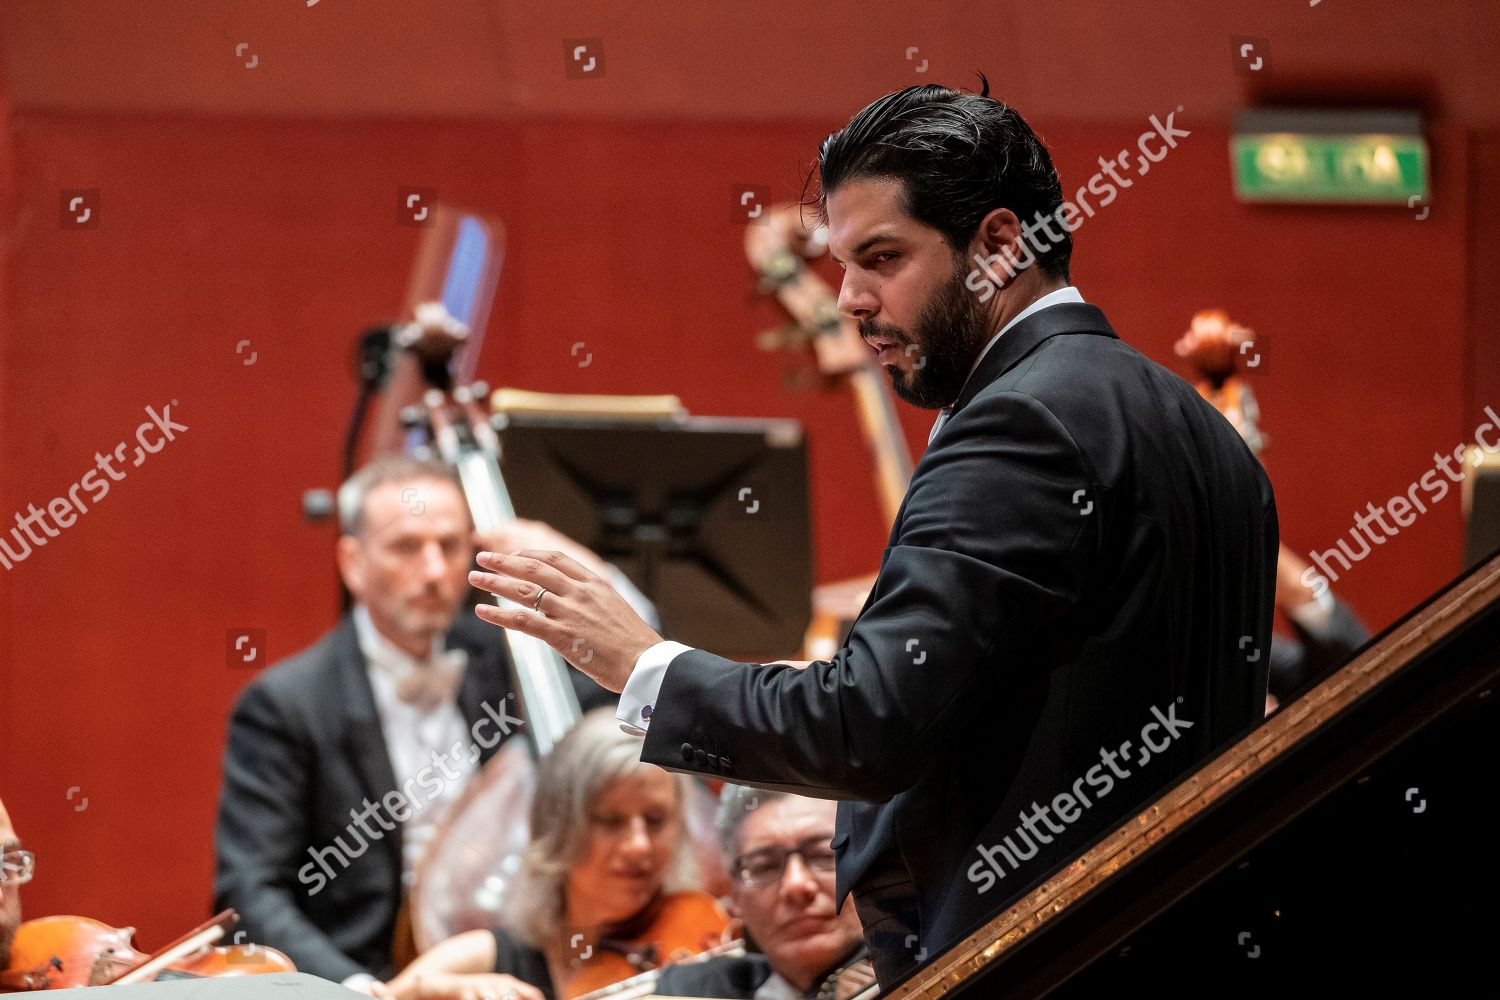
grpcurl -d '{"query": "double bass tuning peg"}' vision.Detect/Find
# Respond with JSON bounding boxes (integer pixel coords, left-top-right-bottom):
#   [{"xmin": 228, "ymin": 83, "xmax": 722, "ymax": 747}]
[
  {"xmin": 399, "ymin": 405, "xmax": 432, "ymax": 431},
  {"xmin": 757, "ymin": 323, "xmax": 812, "ymax": 353}
]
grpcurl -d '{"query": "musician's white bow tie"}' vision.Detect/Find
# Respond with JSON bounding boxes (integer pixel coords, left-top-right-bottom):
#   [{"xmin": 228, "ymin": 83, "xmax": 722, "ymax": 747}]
[{"xmin": 391, "ymin": 648, "xmax": 469, "ymax": 711}]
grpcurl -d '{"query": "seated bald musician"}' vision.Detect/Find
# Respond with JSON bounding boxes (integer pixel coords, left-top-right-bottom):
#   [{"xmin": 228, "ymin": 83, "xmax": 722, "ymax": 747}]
[
  {"xmin": 1, "ymin": 797, "xmax": 29, "ymax": 976},
  {"xmin": 654, "ymin": 786, "xmax": 871, "ymax": 1000},
  {"xmin": 214, "ymin": 457, "xmax": 656, "ymax": 988}
]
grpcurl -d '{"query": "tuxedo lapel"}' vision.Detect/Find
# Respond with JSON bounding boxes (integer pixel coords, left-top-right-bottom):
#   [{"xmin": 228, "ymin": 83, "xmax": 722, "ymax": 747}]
[
  {"xmin": 949, "ymin": 302, "xmax": 1118, "ymax": 417},
  {"xmin": 332, "ymin": 617, "xmax": 404, "ymax": 869},
  {"xmin": 874, "ymin": 304, "xmax": 1118, "ymax": 550},
  {"xmin": 451, "ymin": 622, "xmax": 511, "ymax": 768}
]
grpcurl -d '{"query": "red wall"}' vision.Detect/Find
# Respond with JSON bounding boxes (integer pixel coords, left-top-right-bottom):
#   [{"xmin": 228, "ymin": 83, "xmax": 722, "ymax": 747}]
[{"xmin": 0, "ymin": 109, "xmax": 1474, "ymax": 943}]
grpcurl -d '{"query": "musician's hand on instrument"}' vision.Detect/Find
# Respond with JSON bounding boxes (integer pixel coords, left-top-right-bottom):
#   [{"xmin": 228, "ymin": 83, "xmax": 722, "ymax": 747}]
[
  {"xmin": 832, "ymin": 959, "xmax": 878, "ymax": 999},
  {"xmin": 472, "ymin": 520, "xmax": 612, "ymax": 580},
  {"xmin": 455, "ymin": 974, "xmax": 543, "ymax": 1000},
  {"xmin": 470, "ymin": 549, "xmax": 663, "ymax": 693},
  {"xmin": 374, "ymin": 972, "xmax": 543, "ymax": 1000}
]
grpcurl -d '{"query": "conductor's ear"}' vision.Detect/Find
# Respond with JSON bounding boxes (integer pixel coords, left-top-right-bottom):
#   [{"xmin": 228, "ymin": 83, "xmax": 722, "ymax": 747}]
[{"xmin": 969, "ymin": 206, "xmax": 1026, "ymax": 286}]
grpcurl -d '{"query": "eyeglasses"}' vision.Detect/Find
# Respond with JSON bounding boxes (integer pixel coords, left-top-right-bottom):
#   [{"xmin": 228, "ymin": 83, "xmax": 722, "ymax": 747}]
[
  {"xmin": 1, "ymin": 850, "xmax": 34, "ymax": 886},
  {"xmin": 732, "ymin": 835, "xmax": 836, "ymax": 888}
]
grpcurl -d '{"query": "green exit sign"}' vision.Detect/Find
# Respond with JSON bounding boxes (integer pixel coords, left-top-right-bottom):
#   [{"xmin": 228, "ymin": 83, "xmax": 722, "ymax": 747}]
[{"xmin": 1232, "ymin": 110, "xmax": 1428, "ymax": 204}]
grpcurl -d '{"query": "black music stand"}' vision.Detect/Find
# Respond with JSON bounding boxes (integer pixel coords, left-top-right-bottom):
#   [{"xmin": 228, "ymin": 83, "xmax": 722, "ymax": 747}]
[{"xmin": 493, "ymin": 412, "xmax": 813, "ymax": 661}]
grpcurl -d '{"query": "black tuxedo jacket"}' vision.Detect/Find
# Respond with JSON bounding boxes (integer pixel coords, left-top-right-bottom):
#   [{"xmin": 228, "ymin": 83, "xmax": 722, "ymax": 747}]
[
  {"xmin": 213, "ymin": 613, "xmax": 520, "ymax": 982},
  {"xmin": 640, "ymin": 303, "xmax": 1278, "ymax": 966},
  {"xmin": 654, "ymin": 946, "xmax": 867, "ymax": 998},
  {"xmin": 653, "ymin": 953, "xmax": 773, "ymax": 998}
]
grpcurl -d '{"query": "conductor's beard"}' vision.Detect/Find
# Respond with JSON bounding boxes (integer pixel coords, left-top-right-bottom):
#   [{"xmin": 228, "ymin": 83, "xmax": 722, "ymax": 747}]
[{"xmin": 859, "ymin": 252, "xmax": 994, "ymax": 410}]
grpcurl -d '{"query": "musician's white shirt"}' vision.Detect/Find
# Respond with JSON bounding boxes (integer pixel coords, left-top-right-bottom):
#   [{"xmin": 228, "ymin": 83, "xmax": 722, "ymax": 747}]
[
  {"xmin": 753, "ymin": 972, "xmax": 802, "ymax": 1000},
  {"xmin": 353, "ymin": 605, "xmax": 476, "ymax": 885}
]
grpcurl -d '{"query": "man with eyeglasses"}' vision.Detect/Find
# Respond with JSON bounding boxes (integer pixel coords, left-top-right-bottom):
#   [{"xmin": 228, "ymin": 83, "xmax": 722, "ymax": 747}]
[
  {"xmin": 655, "ymin": 787, "xmax": 870, "ymax": 1000},
  {"xmin": 1, "ymin": 797, "xmax": 32, "ymax": 971}
]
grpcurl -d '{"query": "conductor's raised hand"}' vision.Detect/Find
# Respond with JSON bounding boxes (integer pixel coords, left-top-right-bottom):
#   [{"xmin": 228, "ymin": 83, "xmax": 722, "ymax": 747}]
[{"xmin": 469, "ymin": 549, "xmax": 662, "ymax": 693}]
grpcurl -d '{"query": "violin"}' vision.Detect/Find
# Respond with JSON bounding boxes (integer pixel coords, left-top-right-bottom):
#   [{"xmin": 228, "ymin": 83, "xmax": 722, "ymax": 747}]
[
  {"xmin": 0, "ymin": 911, "xmax": 294, "ymax": 991},
  {"xmin": 571, "ymin": 936, "xmax": 878, "ymax": 1000},
  {"xmin": 556, "ymin": 890, "xmax": 729, "ymax": 1000},
  {"xmin": 569, "ymin": 937, "xmax": 746, "ymax": 1000}
]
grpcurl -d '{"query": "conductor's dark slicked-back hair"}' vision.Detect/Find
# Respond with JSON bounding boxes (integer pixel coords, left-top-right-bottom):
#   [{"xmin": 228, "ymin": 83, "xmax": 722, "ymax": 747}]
[{"xmin": 810, "ymin": 74, "xmax": 1071, "ymax": 281}]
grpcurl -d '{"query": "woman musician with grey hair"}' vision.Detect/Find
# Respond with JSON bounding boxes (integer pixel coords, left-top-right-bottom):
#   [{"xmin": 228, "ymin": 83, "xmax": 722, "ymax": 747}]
[{"xmin": 375, "ymin": 709, "xmax": 729, "ymax": 1000}]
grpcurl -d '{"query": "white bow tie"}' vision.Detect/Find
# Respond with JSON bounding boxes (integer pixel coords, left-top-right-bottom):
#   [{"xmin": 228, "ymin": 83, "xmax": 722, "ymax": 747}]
[{"xmin": 383, "ymin": 647, "xmax": 469, "ymax": 712}]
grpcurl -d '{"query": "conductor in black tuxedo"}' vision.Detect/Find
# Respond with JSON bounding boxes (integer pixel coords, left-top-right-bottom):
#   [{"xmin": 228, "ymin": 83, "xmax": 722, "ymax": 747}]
[
  {"xmin": 214, "ymin": 457, "xmax": 631, "ymax": 987},
  {"xmin": 465, "ymin": 79, "xmax": 1279, "ymax": 989}
]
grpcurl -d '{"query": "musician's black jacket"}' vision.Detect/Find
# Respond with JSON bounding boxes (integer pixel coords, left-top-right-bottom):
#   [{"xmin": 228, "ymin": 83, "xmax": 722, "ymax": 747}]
[
  {"xmin": 214, "ymin": 614, "xmax": 611, "ymax": 982},
  {"xmin": 654, "ymin": 942, "xmax": 868, "ymax": 998},
  {"xmin": 1268, "ymin": 596, "xmax": 1369, "ymax": 701},
  {"xmin": 638, "ymin": 303, "xmax": 1279, "ymax": 969}
]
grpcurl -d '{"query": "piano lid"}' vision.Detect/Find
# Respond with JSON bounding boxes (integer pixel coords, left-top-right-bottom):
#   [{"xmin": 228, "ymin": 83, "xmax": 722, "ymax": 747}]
[{"xmin": 881, "ymin": 549, "xmax": 1500, "ymax": 997}]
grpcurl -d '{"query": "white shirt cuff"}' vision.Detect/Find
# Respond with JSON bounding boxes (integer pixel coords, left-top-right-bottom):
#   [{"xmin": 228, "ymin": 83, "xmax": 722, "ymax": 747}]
[
  {"xmin": 340, "ymin": 974, "xmax": 377, "ymax": 995},
  {"xmin": 1288, "ymin": 588, "xmax": 1336, "ymax": 637},
  {"xmin": 617, "ymin": 640, "xmax": 692, "ymax": 736}
]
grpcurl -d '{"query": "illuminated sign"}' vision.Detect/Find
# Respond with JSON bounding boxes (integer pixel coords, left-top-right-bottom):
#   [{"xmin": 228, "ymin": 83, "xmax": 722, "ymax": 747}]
[{"xmin": 1232, "ymin": 110, "xmax": 1427, "ymax": 204}]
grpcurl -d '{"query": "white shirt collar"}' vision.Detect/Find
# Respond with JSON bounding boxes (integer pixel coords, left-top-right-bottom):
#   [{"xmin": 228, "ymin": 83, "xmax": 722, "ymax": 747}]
[
  {"xmin": 752, "ymin": 971, "xmax": 802, "ymax": 1000},
  {"xmin": 350, "ymin": 606, "xmax": 473, "ymax": 884},
  {"xmin": 352, "ymin": 604, "xmax": 446, "ymax": 675},
  {"xmin": 969, "ymin": 284, "xmax": 1085, "ymax": 380},
  {"xmin": 928, "ymin": 285, "xmax": 1085, "ymax": 444}
]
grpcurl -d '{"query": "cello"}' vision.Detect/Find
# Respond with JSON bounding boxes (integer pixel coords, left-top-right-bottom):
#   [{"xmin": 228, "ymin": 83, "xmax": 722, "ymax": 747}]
[
  {"xmin": 1173, "ymin": 308, "xmax": 1266, "ymax": 457},
  {"xmin": 362, "ymin": 209, "xmax": 580, "ymax": 956},
  {"xmin": 395, "ymin": 370, "xmax": 733, "ymax": 999},
  {"xmin": 372, "ymin": 207, "xmax": 731, "ymax": 995}
]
